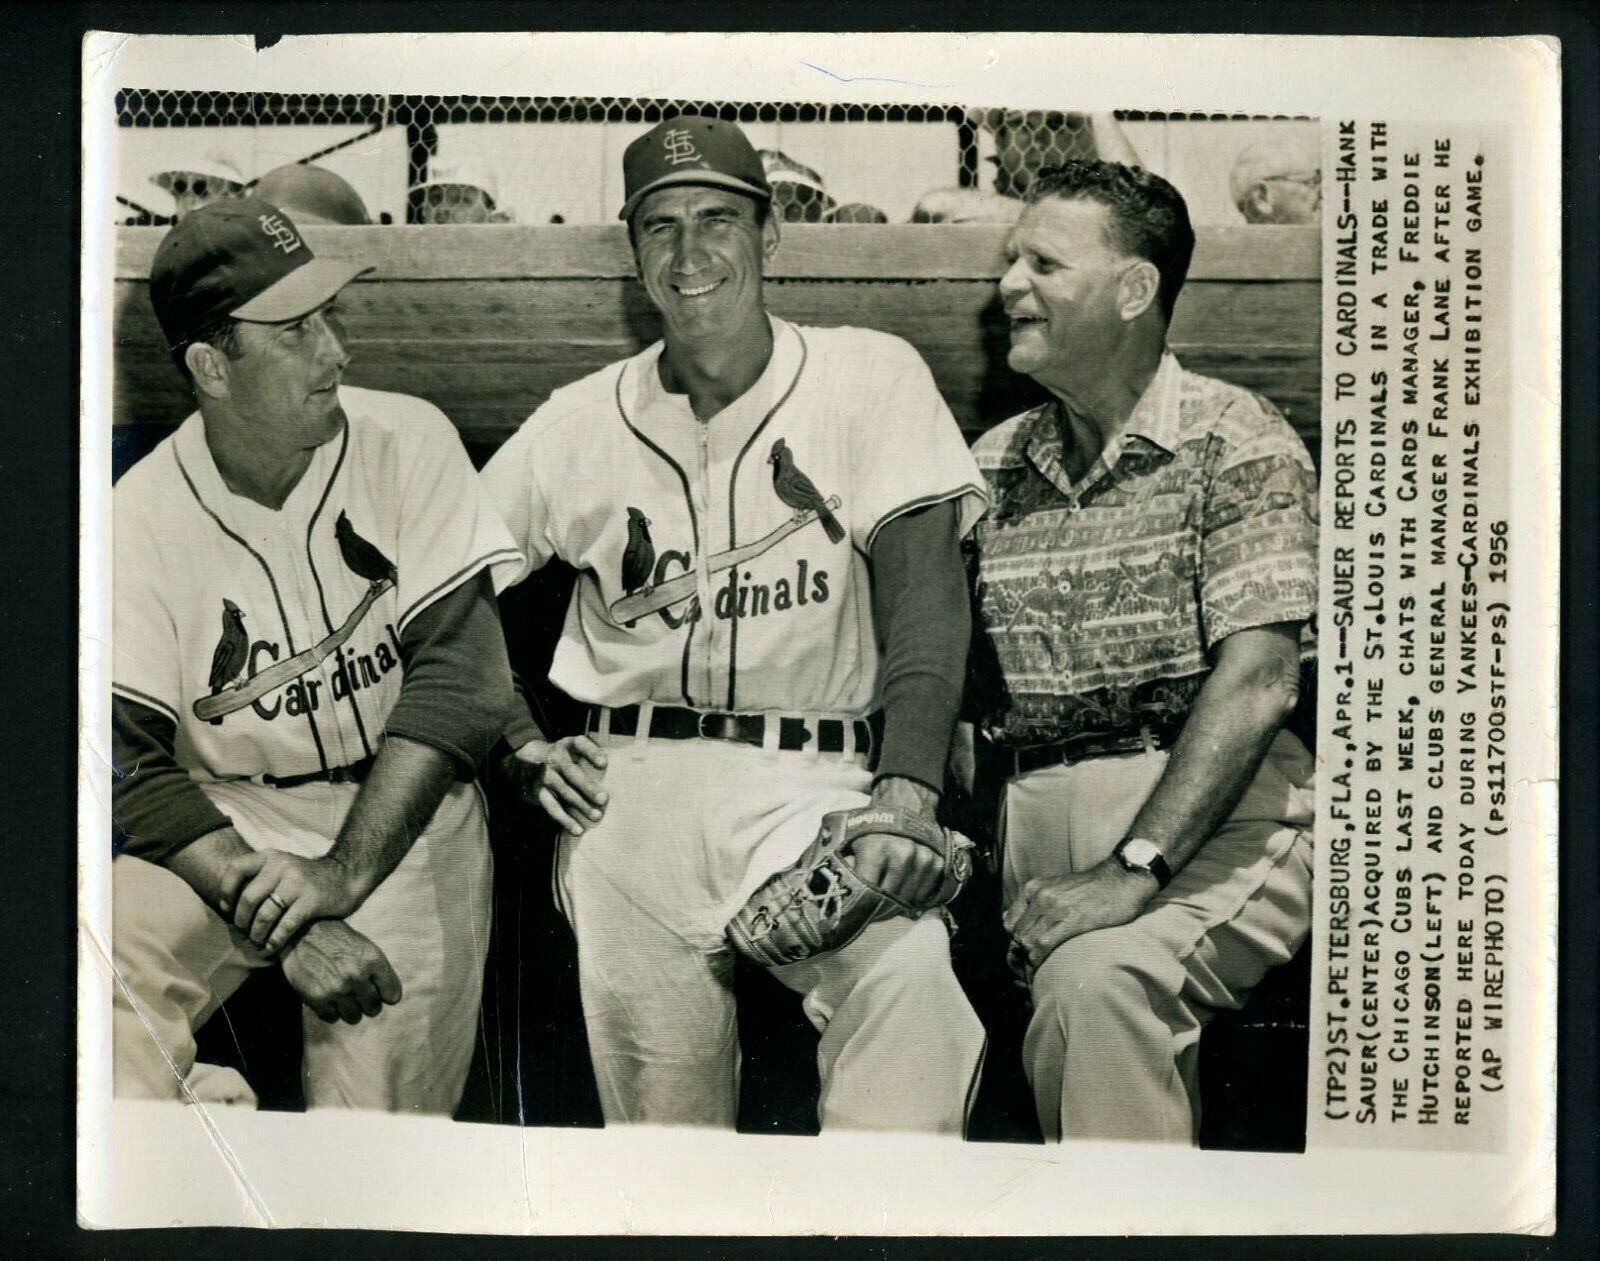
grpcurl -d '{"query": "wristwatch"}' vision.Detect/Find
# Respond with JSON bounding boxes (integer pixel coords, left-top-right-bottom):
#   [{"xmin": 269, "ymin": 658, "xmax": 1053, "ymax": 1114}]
[{"xmin": 1113, "ymin": 836, "xmax": 1173, "ymax": 889}]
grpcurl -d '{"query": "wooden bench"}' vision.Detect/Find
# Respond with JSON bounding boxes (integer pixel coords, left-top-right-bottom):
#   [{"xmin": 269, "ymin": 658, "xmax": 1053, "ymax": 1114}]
[{"xmin": 120, "ymin": 222, "xmax": 1321, "ymax": 1146}]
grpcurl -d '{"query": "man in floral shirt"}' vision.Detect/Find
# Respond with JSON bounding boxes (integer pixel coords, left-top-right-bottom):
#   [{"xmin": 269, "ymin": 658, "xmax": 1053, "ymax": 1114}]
[{"xmin": 964, "ymin": 160, "xmax": 1318, "ymax": 1143}]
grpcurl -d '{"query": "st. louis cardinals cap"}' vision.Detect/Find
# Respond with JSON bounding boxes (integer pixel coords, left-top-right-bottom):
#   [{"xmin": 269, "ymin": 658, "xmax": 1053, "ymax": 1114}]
[
  {"xmin": 618, "ymin": 116, "xmax": 773, "ymax": 221},
  {"xmin": 149, "ymin": 196, "xmax": 371, "ymax": 352}
]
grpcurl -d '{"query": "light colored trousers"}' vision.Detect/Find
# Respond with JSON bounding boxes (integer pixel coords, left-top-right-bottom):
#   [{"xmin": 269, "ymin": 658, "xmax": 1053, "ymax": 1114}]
[
  {"xmin": 999, "ymin": 729, "xmax": 1314, "ymax": 1143},
  {"xmin": 557, "ymin": 727, "xmax": 987, "ymax": 1132},
  {"xmin": 112, "ymin": 779, "xmax": 493, "ymax": 1114}
]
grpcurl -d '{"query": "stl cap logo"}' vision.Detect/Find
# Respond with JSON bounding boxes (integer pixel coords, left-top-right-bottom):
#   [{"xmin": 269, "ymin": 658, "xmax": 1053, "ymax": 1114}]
[
  {"xmin": 661, "ymin": 128, "xmax": 701, "ymax": 166},
  {"xmin": 257, "ymin": 213, "xmax": 303, "ymax": 255}
]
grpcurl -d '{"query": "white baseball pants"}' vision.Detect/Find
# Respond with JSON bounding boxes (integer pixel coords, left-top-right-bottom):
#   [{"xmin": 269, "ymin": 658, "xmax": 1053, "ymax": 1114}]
[
  {"xmin": 111, "ymin": 779, "xmax": 493, "ymax": 1114},
  {"xmin": 555, "ymin": 726, "xmax": 986, "ymax": 1132}
]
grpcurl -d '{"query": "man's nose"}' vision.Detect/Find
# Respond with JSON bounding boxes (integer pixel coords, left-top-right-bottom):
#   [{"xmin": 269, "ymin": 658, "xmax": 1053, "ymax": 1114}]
[
  {"xmin": 311, "ymin": 309, "xmax": 350, "ymax": 368},
  {"xmin": 672, "ymin": 223, "xmax": 712, "ymax": 273},
  {"xmin": 997, "ymin": 258, "xmax": 1029, "ymax": 302}
]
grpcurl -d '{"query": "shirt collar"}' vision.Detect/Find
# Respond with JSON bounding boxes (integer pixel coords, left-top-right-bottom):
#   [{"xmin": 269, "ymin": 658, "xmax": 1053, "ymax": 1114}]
[
  {"xmin": 172, "ymin": 408, "xmax": 226, "ymax": 503},
  {"xmin": 171, "ymin": 404, "xmax": 340, "ymax": 518},
  {"xmin": 631, "ymin": 314, "xmax": 797, "ymax": 413},
  {"xmin": 621, "ymin": 315, "xmax": 806, "ymax": 463},
  {"xmin": 1020, "ymin": 350, "xmax": 1183, "ymax": 498},
  {"xmin": 1120, "ymin": 350, "xmax": 1184, "ymax": 456}
]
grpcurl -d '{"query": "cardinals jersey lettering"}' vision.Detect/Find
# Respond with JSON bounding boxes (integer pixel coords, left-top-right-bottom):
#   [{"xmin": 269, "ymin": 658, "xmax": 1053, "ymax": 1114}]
[
  {"xmin": 482, "ymin": 318, "xmax": 986, "ymax": 715},
  {"xmin": 113, "ymin": 386, "xmax": 523, "ymax": 783}
]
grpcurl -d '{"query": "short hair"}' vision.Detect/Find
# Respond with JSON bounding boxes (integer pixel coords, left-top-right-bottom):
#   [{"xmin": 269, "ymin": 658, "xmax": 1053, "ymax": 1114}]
[
  {"xmin": 625, "ymin": 188, "xmax": 771, "ymax": 249},
  {"xmin": 1028, "ymin": 160, "xmax": 1195, "ymax": 322},
  {"xmin": 172, "ymin": 313, "xmax": 244, "ymax": 383}
]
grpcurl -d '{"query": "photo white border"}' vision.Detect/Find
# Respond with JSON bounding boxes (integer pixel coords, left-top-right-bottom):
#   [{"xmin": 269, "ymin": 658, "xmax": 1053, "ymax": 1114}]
[{"xmin": 78, "ymin": 30, "xmax": 1560, "ymax": 1235}]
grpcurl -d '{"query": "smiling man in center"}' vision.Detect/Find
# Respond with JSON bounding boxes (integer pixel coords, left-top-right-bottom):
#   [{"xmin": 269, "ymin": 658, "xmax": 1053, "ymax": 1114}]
[{"xmin": 483, "ymin": 115, "xmax": 989, "ymax": 1131}]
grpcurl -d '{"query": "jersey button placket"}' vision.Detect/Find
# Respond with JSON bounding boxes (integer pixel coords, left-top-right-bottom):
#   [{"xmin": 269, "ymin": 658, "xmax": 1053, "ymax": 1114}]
[{"xmin": 693, "ymin": 421, "xmax": 719, "ymax": 704}]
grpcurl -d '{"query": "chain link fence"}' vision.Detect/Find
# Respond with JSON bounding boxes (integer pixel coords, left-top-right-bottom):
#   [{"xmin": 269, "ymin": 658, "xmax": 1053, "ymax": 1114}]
[{"xmin": 114, "ymin": 92, "xmax": 1315, "ymax": 228}]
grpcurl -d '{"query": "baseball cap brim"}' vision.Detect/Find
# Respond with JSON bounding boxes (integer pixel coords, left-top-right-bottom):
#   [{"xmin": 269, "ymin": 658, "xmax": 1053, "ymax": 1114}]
[
  {"xmin": 618, "ymin": 171, "xmax": 772, "ymax": 221},
  {"xmin": 151, "ymin": 161, "xmax": 245, "ymax": 191},
  {"xmin": 229, "ymin": 257, "xmax": 372, "ymax": 324}
]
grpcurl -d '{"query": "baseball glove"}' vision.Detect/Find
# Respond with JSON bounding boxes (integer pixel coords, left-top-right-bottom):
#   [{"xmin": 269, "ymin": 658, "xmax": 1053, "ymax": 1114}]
[{"xmin": 726, "ymin": 806, "xmax": 975, "ymax": 969}]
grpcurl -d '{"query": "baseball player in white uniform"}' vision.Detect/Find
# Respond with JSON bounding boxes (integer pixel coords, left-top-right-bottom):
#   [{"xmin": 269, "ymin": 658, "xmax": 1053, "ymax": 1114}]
[
  {"xmin": 483, "ymin": 117, "xmax": 989, "ymax": 1131},
  {"xmin": 111, "ymin": 198, "xmax": 523, "ymax": 1112}
]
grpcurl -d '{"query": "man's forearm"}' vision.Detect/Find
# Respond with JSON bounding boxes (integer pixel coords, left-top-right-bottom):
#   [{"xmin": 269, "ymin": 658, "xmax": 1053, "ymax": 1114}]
[
  {"xmin": 325, "ymin": 734, "xmax": 458, "ymax": 905},
  {"xmin": 1123, "ymin": 623, "xmax": 1303, "ymax": 874},
  {"xmin": 160, "ymin": 825, "xmax": 257, "ymax": 916},
  {"xmin": 871, "ymin": 774, "xmax": 940, "ymax": 813}
]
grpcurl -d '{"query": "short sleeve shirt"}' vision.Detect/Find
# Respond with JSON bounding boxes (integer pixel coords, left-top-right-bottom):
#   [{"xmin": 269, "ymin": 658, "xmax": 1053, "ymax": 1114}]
[
  {"xmin": 967, "ymin": 353, "xmax": 1318, "ymax": 748},
  {"xmin": 482, "ymin": 317, "xmax": 987, "ymax": 716},
  {"xmin": 112, "ymin": 386, "xmax": 524, "ymax": 783}
]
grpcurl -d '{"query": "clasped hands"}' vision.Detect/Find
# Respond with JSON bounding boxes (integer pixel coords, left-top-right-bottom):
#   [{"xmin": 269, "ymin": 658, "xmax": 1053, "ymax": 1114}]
[{"xmin": 214, "ymin": 849, "xmax": 398, "ymax": 1025}]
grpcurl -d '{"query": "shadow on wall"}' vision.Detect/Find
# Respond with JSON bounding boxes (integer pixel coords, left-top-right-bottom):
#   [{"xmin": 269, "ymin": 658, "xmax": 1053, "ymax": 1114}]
[{"xmin": 976, "ymin": 289, "xmax": 1050, "ymax": 429}]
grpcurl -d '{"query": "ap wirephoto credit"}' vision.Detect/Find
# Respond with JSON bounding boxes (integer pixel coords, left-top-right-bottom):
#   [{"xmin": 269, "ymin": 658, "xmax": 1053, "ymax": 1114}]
[{"xmin": 78, "ymin": 32, "xmax": 1558, "ymax": 1237}]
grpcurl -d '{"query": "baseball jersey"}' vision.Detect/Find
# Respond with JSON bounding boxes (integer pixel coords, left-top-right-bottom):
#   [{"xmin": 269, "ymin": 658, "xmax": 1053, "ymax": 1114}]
[
  {"xmin": 112, "ymin": 386, "xmax": 524, "ymax": 784},
  {"xmin": 481, "ymin": 317, "xmax": 986, "ymax": 716}
]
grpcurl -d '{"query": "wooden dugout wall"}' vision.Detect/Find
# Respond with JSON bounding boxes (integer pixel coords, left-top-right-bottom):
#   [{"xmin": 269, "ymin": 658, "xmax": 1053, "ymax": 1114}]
[{"xmin": 111, "ymin": 223, "xmax": 1320, "ymax": 473}]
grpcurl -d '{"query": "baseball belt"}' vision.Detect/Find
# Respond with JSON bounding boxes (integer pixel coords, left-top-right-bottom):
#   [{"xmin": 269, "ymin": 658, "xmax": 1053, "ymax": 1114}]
[
  {"xmin": 259, "ymin": 755, "xmax": 376, "ymax": 789},
  {"xmin": 1002, "ymin": 718, "xmax": 1184, "ymax": 778},
  {"xmin": 587, "ymin": 704, "xmax": 880, "ymax": 759}
]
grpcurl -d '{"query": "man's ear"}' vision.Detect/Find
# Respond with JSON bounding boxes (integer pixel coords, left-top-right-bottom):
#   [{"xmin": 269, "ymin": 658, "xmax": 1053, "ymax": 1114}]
[
  {"xmin": 762, "ymin": 209, "xmax": 781, "ymax": 261},
  {"xmin": 1118, "ymin": 259, "xmax": 1161, "ymax": 323},
  {"xmin": 185, "ymin": 341, "xmax": 231, "ymax": 399}
]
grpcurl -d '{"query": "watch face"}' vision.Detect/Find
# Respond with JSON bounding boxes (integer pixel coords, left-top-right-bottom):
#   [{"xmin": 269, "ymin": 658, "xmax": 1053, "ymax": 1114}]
[{"xmin": 1120, "ymin": 838, "xmax": 1162, "ymax": 868}]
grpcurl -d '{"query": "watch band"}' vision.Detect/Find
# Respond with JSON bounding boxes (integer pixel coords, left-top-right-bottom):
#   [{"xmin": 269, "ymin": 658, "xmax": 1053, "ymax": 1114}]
[{"xmin": 1114, "ymin": 836, "xmax": 1173, "ymax": 889}]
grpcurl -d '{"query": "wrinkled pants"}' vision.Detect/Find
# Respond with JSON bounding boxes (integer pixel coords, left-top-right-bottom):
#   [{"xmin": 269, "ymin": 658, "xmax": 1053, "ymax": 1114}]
[{"xmin": 999, "ymin": 730, "xmax": 1314, "ymax": 1143}]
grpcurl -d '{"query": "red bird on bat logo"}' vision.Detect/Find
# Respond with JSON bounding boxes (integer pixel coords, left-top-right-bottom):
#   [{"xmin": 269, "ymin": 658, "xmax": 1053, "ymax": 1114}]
[{"xmin": 769, "ymin": 438, "xmax": 845, "ymax": 544}]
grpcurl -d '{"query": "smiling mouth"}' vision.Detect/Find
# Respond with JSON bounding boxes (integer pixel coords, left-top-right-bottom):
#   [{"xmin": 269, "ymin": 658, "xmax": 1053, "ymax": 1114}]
[
  {"xmin": 675, "ymin": 279, "xmax": 724, "ymax": 298},
  {"xmin": 1009, "ymin": 314, "xmax": 1046, "ymax": 331}
]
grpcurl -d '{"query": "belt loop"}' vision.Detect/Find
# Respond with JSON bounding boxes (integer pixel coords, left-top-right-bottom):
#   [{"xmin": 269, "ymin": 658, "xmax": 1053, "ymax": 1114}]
[
  {"xmin": 842, "ymin": 715, "xmax": 858, "ymax": 762},
  {"xmin": 803, "ymin": 714, "xmax": 821, "ymax": 763},
  {"xmin": 762, "ymin": 711, "xmax": 781, "ymax": 760},
  {"xmin": 633, "ymin": 701, "xmax": 654, "ymax": 756},
  {"xmin": 597, "ymin": 706, "xmax": 613, "ymax": 739},
  {"xmin": 1140, "ymin": 724, "xmax": 1156, "ymax": 756}
]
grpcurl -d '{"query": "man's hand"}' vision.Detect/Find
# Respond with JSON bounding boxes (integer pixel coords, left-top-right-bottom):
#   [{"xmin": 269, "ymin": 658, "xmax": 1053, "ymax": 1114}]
[
  {"xmin": 850, "ymin": 776, "xmax": 945, "ymax": 904},
  {"xmin": 1004, "ymin": 858, "xmax": 1158, "ymax": 982},
  {"xmin": 504, "ymin": 736, "xmax": 608, "ymax": 836},
  {"xmin": 226, "ymin": 850, "xmax": 362, "ymax": 954},
  {"xmin": 279, "ymin": 919, "xmax": 403, "ymax": 1025}
]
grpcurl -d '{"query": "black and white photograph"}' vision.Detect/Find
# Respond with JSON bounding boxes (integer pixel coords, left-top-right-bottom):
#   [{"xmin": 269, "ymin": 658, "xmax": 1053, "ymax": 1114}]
[{"xmin": 78, "ymin": 31, "xmax": 1558, "ymax": 1235}]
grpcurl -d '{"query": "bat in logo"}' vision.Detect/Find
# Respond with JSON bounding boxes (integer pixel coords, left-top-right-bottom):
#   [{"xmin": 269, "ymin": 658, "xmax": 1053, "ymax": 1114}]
[
  {"xmin": 769, "ymin": 438, "xmax": 845, "ymax": 545},
  {"xmin": 206, "ymin": 598, "xmax": 249, "ymax": 722},
  {"xmin": 335, "ymin": 511, "xmax": 397, "ymax": 585}
]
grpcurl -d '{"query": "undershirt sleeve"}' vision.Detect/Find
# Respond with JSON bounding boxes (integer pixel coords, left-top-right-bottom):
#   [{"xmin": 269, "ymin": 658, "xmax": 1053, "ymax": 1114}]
[
  {"xmin": 383, "ymin": 570, "xmax": 518, "ymax": 776},
  {"xmin": 502, "ymin": 675, "xmax": 550, "ymax": 750},
  {"xmin": 869, "ymin": 499, "xmax": 969, "ymax": 794},
  {"xmin": 112, "ymin": 696, "xmax": 232, "ymax": 865}
]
